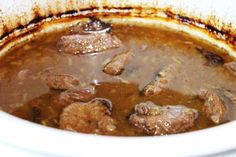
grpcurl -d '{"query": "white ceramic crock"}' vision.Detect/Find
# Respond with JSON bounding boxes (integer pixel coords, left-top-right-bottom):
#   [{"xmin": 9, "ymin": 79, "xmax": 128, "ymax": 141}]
[{"xmin": 0, "ymin": 0, "xmax": 236, "ymax": 156}]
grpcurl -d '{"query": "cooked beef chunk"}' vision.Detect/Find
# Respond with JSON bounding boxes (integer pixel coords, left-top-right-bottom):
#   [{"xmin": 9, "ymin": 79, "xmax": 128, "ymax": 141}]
[
  {"xmin": 199, "ymin": 89, "xmax": 236, "ymax": 124},
  {"xmin": 97, "ymin": 116, "xmax": 117, "ymax": 132},
  {"xmin": 103, "ymin": 50, "xmax": 131, "ymax": 75},
  {"xmin": 143, "ymin": 65, "xmax": 175, "ymax": 96},
  {"xmin": 57, "ymin": 33, "xmax": 121, "ymax": 54},
  {"xmin": 59, "ymin": 98, "xmax": 116, "ymax": 133},
  {"xmin": 57, "ymin": 18, "xmax": 121, "ymax": 55},
  {"xmin": 224, "ymin": 61, "xmax": 236, "ymax": 76},
  {"xmin": 129, "ymin": 101, "xmax": 198, "ymax": 135},
  {"xmin": 55, "ymin": 86, "xmax": 95, "ymax": 105},
  {"xmin": 196, "ymin": 47, "xmax": 224, "ymax": 66},
  {"xmin": 39, "ymin": 69, "xmax": 79, "ymax": 90}
]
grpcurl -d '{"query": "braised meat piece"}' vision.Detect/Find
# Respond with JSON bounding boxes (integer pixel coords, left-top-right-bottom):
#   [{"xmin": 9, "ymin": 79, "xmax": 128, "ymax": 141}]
[
  {"xmin": 199, "ymin": 89, "xmax": 236, "ymax": 124},
  {"xmin": 59, "ymin": 98, "xmax": 116, "ymax": 133},
  {"xmin": 40, "ymin": 70, "xmax": 79, "ymax": 90},
  {"xmin": 57, "ymin": 33, "xmax": 121, "ymax": 54},
  {"xmin": 57, "ymin": 18, "xmax": 121, "ymax": 54},
  {"xmin": 224, "ymin": 61, "xmax": 236, "ymax": 76},
  {"xmin": 143, "ymin": 65, "xmax": 175, "ymax": 96},
  {"xmin": 103, "ymin": 50, "xmax": 131, "ymax": 75},
  {"xmin": 129, "ymin": 101, "xmax": 198, "ymax": 135},
  {"xmin": 196, "ymin": 47, "xmax": 224, "ymax": 66},
  {"xmin": 53, "ymin": 86, "xmax": 95, "ymax": 106}
]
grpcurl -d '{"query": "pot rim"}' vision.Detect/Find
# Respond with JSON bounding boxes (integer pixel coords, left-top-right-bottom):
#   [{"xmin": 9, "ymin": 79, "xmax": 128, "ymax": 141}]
[
  {"xmin": 0, "ymin": 0, "xmax": 236, "ymax": 156},
  {"xmin": 0, "ymin": 110, "xmax": 236, "ymax": 157},
  {"xmin": 1, "ymin": 0, "xmax": 236, "ymax": 50}
]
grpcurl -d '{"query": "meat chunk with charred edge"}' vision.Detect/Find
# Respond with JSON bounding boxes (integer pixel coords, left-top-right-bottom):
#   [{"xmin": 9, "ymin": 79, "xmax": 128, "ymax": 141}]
[
  {"xmin": 103, "ymin": 50, "xmax": 131, "ymax": 75},
  {"xmin": 59, "ymin": 98, "xmax": 116, "ymax": 133},
  {"xmin": 224, "ymin": 61, "xmax": 236, "ymax": 76},
  {"xmin": 40, "ymin": 72, "xmax": 79, "ymax": 90},
  {"xmin": 129, "ymin": 101, "xmax": 198, "ymax": 135},
  {"xmin": 199, "ymin": 89, "xmax": 236, "ymax": 124},
  {"xmin": 57, "ymin": 18, "xmax": 121, "ymax": 54},
  {"xmin": 52, "ymin": 85, "xmax": 95, "ymax": 106},
  {"xmin": 143, "ymin": 65, "xmax": 176, "ymax": 96}
]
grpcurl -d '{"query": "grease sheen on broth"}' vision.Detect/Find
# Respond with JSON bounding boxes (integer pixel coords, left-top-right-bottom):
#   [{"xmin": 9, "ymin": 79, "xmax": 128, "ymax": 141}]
[{"xmin": 0, "ymin": 20, "xmax": 236, "ymax": 136}]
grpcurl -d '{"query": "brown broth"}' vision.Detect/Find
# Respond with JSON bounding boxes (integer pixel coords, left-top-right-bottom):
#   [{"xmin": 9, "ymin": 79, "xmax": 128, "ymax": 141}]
[{"xmin": 0, "ymin": 23, "xmax": 236, "ymax": 136}]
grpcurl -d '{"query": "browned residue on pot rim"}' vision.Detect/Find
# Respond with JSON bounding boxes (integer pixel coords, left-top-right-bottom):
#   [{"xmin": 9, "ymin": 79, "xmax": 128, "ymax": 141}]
[{"xmin": 0, "ymin": 6, "xmax": 235, "ymax": 52}]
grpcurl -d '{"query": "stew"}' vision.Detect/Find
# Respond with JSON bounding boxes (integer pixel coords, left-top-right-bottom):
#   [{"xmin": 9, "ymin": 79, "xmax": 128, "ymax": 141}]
[{"xmin": 0, "ymin": 18, "xmax": 236, "ymax": 136}]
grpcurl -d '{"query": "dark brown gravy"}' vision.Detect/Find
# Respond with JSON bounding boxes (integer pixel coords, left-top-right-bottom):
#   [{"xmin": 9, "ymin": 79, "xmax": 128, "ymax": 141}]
[{"xmin": 0, "ymin": 22, "xmax": 235, "ymax": 136}]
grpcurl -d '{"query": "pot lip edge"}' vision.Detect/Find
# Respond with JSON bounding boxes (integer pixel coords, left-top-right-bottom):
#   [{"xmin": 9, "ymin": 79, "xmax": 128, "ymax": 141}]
[
  {"xmin": 0, "ymin": 6, "xmax": 235, "ymax": 51},
  {"xmin": 0, "ymin": 12, "xmax": 235, "ymax": 59},
  {"xmin": 0, "ymin": 110, "xmax": 236, "ymax": 156},
  {"xmin": 0, "ymin": 4, "xmax": 236, "ymax": 156}
]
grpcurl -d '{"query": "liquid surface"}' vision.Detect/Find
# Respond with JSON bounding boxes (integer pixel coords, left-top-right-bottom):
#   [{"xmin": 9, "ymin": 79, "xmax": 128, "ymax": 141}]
[{"xmin": 0, "ymin": 21, "xmax": 236, "ymax": 136}]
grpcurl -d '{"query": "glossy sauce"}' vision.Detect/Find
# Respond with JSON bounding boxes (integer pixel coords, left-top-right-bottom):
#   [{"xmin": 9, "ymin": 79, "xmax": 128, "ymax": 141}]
[{"xmin": 0, "ymin": 24, "xmax": 235, "ymax": 136}]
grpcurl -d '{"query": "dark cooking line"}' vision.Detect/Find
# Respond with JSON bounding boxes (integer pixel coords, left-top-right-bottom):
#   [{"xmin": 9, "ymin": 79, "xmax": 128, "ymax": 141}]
[{"xmin": 0, "ymin": 7, "xmax": 235, "ymax": 47}]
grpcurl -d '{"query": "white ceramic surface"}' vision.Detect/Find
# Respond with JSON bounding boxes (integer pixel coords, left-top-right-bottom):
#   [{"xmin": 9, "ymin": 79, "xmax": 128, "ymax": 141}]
[{"xmin": 1, "ymin": 111, "xmax": 236, "ymax": 157}]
